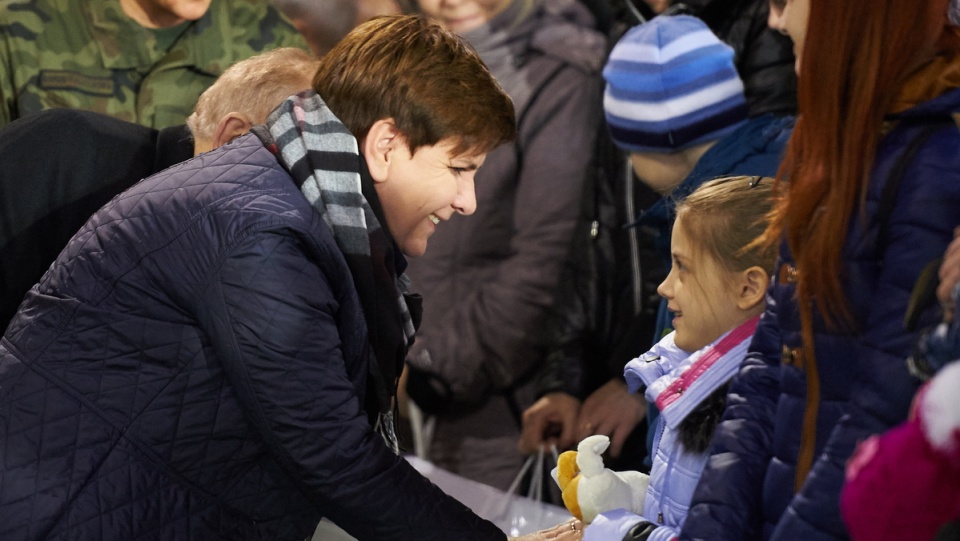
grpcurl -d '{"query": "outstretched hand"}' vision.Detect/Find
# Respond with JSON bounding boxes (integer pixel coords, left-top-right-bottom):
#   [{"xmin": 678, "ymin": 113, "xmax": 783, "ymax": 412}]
[
  {"xmin": 509, "ymin": 519, "xmax": 584, "ymax": 541},
  {"xmin": 519, "ymin": 392, "xmax": 581, "ymax": 454},
  {"xmin": 575, "ymin": 379, "xmax": 646, "ymax": 458}
]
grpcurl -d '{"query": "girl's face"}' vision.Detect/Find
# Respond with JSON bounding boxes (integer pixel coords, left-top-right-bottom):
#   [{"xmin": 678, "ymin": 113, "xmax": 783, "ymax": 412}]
[
  {"xmin": 657, "ymin": 216, "xmax": 746, "ymax": 353},
  {"xmin": 417, "ymin": 0, "xmax": 513, "ymax": 34},
  {"xmin": 772, "ymin": 0, "xmax": 810, "ymax": 74}
]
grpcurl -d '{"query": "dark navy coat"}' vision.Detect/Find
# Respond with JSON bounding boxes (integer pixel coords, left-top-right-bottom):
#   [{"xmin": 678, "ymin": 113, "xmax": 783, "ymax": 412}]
[
  {"xmin": 681, "ymin": 89, "xmax": 960, "ymax": 541},
  {"xmin": 0, "ymin": 134, "xmax": 504, "ymax": 541}
]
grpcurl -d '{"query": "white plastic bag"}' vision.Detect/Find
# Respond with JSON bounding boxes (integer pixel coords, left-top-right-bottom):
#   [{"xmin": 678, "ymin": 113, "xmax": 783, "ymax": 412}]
[{"xmin": 407, "ymin": 453, "xmax": 573, "ymax": 537}]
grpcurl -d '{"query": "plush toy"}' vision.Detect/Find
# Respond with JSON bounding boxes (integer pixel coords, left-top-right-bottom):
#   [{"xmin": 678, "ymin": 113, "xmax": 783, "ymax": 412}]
[{"xmin": 550, "ymin": 435, "xmax": 650, "ymax": 524}]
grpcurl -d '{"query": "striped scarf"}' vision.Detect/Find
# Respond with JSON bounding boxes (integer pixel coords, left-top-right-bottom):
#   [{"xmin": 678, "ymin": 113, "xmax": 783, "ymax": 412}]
[{"xmin": 252, "ymin": 90, "xmax": 416, "ymax": 453}]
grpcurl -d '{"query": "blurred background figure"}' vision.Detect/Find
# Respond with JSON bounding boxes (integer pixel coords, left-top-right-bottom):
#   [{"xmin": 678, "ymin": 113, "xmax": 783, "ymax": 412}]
[
  {"xmin": 0, "ymin": 0, "xmax": 308, "ymax": 129},
  {"xmin": 0, "ymin": 48, "xmax": 318, "ymax": 329},
  {"xmin": 674, "ymin": 0, "xmax": 796, "ymax": 117},
  {"xmin": 402, "ymin": 0, "xmax": 607, "ymax": 493},
  {"xmin": 583, "ymin": 0, "xmax": 797, "ymax": 117},
  {"xmin": 273, "ymin": 0, "xmax": 401, "ymax": 56}
]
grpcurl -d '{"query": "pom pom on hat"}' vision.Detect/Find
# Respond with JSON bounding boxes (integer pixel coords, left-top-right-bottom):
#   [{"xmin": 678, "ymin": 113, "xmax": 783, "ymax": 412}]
[{"xmin": 603, "ymin": 15, "xmax": 749, "ymax": 153}]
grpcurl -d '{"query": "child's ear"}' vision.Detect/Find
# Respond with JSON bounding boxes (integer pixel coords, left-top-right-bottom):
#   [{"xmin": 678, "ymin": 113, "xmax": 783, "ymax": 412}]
[
  {"xmin": 737, "ymin": 266, "xmax": 770, "ymax": 311},
  {"xmin": 362, "ymin": 118, "xmax": 403, "ymax": 183}
]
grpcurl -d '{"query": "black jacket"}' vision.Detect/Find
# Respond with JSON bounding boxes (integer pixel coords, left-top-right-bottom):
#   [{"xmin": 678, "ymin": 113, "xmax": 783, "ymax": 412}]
[
  {"xmin": 676, "ymin": 0, "xmax": 797, "ymax": 116},
  {"xmin": 0, "ymin": 109, "xmax": 194, "ymax": 327}
]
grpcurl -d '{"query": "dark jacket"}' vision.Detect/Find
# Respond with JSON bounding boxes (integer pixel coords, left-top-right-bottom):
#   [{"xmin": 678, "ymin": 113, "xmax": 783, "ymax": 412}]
[
  {"xmin": 681, "ymin": 89, "xmax": 960, "ymax": 541},
  {"xmin": 679, "ymin": 0, "xmax": 797, "ymax": 116},
  {"xmin": 0, "ymin": 134, "xmax": 505, "ymax": 541},
  {"xmin": 0, "ymin": 109, "xmax": 194, "ymax": 328}
]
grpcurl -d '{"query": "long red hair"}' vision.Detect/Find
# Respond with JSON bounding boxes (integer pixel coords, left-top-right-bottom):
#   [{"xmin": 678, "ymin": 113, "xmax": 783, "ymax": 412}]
[{"xmin": 762, "ymin": 0, "xmax": 951, "ymax": 341}]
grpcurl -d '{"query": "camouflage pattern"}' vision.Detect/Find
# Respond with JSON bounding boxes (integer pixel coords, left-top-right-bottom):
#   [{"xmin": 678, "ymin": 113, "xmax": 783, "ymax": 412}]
[{"xmin": 0, "ymin": 0, "xmax": 309, "ymax": 129}]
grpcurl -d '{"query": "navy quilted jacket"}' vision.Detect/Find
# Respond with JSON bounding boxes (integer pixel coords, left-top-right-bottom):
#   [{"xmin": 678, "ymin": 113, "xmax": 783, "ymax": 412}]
[
  {"xmin": 0, "ymin": 134, "xmax": 505, "ymax": 541},
  {"xmin": 681, "ymin": 88, "xmax": 960, "ymax": 541}
]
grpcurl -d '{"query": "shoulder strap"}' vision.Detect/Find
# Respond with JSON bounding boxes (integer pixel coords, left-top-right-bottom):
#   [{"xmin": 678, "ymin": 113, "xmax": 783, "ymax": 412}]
[
  {"xmin": 875, "ymin": 119, "xmax": 954, "ymax": 329},
  {"xmin": 875, "ymin": 121, "xmax": 952, "ymax": 250}
]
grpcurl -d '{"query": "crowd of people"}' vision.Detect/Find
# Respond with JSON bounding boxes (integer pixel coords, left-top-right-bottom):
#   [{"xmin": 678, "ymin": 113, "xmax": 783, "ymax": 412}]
[{"xmin": 1, "ymin": 0, "xmax": 959, "ymax": 540}]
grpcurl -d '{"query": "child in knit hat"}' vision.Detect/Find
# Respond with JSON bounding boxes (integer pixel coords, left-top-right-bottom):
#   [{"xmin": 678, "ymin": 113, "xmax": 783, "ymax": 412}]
[
  {"xmin": 603, "ymin": 14, "xmax": 750, "ymax": 195},
  {"xmin": 601, "ymin": 14, "xmax": 792, "ymax": 341},
  {"xmin": 604, "ymin": 13, "xmax": 793, "ymax": 477}
]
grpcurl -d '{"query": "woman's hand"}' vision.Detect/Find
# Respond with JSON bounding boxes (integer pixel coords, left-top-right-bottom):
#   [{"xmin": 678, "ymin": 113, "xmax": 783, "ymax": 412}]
[{"xmin": 509, "ymin": 519, "xmax": 584, "ymax": 541}]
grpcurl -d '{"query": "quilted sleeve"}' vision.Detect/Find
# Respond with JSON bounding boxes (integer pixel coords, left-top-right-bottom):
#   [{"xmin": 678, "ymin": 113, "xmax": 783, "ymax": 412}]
[
  {"xmin": 680, "ymin": 292, "xmax": 782, "ymax": 541},
  {"xmin": 202, "ymin": 229, "xmax": 505, "ymax": 541}
]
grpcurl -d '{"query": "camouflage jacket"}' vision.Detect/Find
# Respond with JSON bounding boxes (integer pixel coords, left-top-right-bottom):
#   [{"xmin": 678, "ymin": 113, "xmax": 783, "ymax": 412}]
[{"xmin": 0, "ymin": 0, "xmax": 308, "ymax": 129}]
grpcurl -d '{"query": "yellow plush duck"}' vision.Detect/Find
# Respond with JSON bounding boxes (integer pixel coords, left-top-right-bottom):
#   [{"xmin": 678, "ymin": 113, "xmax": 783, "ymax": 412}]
[{"xmin": 550, "ymin": 435, "xmax": 649, "ymax": 524}]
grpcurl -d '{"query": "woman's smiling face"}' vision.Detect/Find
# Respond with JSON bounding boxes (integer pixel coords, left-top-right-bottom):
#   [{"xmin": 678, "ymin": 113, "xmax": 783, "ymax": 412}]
[{"xmin": 373, "ymin": 136, "xmax": 485, "ymax": 257}]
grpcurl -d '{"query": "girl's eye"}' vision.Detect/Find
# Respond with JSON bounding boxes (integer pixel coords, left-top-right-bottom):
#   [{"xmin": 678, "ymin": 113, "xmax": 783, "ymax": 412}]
[{"xmin": 450, "ymin": 167, "xmax": 467, "ymax": 175}]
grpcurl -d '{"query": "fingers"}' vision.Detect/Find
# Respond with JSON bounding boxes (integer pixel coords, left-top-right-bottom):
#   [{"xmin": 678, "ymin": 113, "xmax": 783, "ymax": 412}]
[
  {"xmin": 509, "ymin": 519, "xmax": 583, "ymax": 540},
  {"xmin": 519, "ymin": 407, "xmax": 550, "ymax": 454},
  {"xmin": 544, "ymin": 519, "xmax": 584, "ymax": 540},
  {"xmin": 609, "ymin": 421, "xmax": 631, "ymax": 458},
  {"xmin": 558, "ymin": 409, "xmax": 578, "ymax": 450},
  {"xmin": 520, "ymin": 394, "xmax": 582, "ymax": 454}
]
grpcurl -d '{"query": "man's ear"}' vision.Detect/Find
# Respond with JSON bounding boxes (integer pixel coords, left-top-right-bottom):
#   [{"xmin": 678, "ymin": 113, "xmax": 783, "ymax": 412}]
[
  {"xmin": 737, "ymin": 266, "xmax": 770, "ymax": 311},
  {"xmin": 212, "ymin": 113, "xmax": 254, "ymax": 149},
  {"xmin": 362, "ymin": 118, "xmax": 403, "ymax": 183}
]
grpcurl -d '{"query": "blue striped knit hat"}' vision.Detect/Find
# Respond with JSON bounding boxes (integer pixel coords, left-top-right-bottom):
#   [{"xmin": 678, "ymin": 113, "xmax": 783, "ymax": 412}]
[{"xmin": 603, "ymin": 15, "xmax": 748, "ymax": 153}]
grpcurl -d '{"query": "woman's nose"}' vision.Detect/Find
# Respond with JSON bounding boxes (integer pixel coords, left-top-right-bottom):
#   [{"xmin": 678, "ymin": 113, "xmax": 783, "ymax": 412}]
[{"xmin": 454, "ymin": 174, "xmax": 477, "ymax": 215}]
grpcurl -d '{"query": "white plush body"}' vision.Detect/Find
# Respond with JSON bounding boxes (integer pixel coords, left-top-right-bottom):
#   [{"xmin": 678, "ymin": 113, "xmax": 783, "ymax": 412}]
[{"xmin": 551, "ymin": 435, "xmax": 650, "ymax": 523}]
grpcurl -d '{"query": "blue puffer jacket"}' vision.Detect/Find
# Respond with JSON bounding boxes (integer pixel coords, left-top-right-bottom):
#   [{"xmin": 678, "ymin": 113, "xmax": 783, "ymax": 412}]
[
  {"xmin": 681, "ymin": 88, "xmax": 960, "ymax": 541},
  {"xmin": 0, "ymin": 134, "xmax": 504, "ymax": 541}
]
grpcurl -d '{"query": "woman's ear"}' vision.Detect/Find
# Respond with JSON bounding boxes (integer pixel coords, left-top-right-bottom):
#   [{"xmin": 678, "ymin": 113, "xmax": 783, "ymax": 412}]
[
  {"xmin": 362, "ymin": 118, "xmax": 402, "ymax": 183},
  {"xmin": 737, "ymin": 266, "xmax": 770, "ymax": 311}
]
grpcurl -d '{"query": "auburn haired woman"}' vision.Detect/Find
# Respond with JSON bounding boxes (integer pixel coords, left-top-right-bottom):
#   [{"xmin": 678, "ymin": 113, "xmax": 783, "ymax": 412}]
[{"xmin": 681, "ymin": 1, "xmax": 960, "ymax": 540}]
